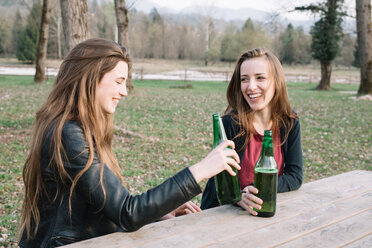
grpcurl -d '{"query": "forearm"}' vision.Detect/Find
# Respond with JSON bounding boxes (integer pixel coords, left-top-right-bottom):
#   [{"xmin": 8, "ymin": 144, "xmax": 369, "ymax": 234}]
[
  {"xmin": 279, "ymin": 119, "xmax": 303, "ymax": 193},
  {"xmin": 278, "ymin": 168, "xmax": 302, "ymax": 192},
  {"xmin": 79, "ymin": 165, "xmax": 201, "ymax": 232}
]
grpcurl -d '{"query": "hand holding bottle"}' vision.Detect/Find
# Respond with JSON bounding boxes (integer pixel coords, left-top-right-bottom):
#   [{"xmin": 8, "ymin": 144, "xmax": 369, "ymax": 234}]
[
  {"xmin": 237, "ymin": 185, "xmax": 263, "ymax": 216},
  {"xmin": 189, "ymin": 140, "xmax": 240, "ymax": 183}
]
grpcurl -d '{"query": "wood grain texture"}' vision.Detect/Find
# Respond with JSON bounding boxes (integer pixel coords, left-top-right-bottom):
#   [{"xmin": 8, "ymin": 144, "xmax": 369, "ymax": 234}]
[{"xmin": 64, "ymin": 170, "xmax": 372, "ymax": 248}]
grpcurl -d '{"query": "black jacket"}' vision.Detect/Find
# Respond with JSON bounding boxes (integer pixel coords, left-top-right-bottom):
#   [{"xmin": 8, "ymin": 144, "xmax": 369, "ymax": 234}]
[
  {"xmin": 20, "ymin": 121, "xmax": 201, "ymax": 247},
  {"xmin": 201, "ymin": 114, "xmax": 303, "ymax": 209}
]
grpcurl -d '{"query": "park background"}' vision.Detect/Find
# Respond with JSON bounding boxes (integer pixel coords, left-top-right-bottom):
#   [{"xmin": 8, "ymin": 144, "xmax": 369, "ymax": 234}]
[{"xmin": 0, "ymin": 0, "xmax": 371, "ymax": 247}]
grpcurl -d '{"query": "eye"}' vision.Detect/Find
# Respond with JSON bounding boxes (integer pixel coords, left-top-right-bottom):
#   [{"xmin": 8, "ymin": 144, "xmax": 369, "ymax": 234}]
[
  {"xmin": 257, "ymin": 76, "xmax": 266, "ymax": 80},
  {"xmin": 241, "ymin": 77, "xmax": 248, "ymax": 82}
]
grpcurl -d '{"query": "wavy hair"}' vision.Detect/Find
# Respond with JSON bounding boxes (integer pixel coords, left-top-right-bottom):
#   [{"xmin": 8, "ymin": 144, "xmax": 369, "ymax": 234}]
[
  {"xmin": 20, "ymin": 38, "xmax": 131, "ymax": 240},
  {"xmin": 225, "ymin": 47, "xmax": 297, "ymax": 150}
]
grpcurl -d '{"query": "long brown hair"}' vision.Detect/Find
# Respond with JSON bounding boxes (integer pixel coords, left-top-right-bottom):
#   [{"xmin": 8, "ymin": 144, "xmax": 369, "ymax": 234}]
[
  {"xmin": 225, "ymin": 47, "xmax": 297, "ymax": 150},
  {"xmin": 20, "ymin": 38, "xmax": 131, "ymax": 240}
]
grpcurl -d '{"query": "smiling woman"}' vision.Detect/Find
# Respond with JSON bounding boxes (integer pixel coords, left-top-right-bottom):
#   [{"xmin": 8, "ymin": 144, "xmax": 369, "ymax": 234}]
[
  {"xmin": 96, "ymin": 61, "xmax": 128, "ymax": 114},
  {"xmin": 18, "ymin": 38, "xmax": 241, "ymax": 247},
  {"xmin": 201, "ymin": 48, "xmax": 303, "ymax": 215}
]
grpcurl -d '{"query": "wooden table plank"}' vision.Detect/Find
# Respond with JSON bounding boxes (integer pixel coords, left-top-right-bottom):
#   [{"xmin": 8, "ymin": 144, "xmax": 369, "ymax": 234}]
[
  {"xmin": 211, "ymin": 192, "xmax": 372, "ymax": 247},
  {"xmin": 276, "ymin": 210, "xmax": 372, "ymax": 248},
  {"xmin": 341, "ymin": 232, "xmax": 372, "ymax": 248},
  {"xmin": 64, "ymin": 170, "xmax": 372, "ymax": 248}
]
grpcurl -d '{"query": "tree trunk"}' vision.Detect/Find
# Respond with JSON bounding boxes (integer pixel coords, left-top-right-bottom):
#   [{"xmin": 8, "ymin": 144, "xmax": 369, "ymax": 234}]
[
  {"xmin": 317, "ymin": 61, "xmax": 332, "ymax": 90},
  {"xmin": 34, "ymin": 0, "xmax": 52, "ymax": 83},
  {"xmin": 57, "ymin": 15, "xmax": 62, "ymax": 59},
  {"xmin": 356, "ymin": 0, "xmax": 372, "ymax": 95},
  {"xmin": 60, "ymin": 0, "xmax": 89, "ymax": 54},
  {"xmin": 205, "ymin": 17, "xmax": 210, "ymax": 67},
  {"xmin": 114, "ymin": 0, "xmax": 134, "ymax": 91}
]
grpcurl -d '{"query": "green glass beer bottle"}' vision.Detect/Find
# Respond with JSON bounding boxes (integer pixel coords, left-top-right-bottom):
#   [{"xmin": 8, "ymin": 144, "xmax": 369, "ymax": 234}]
[
  {"xmin": 212, "ymin": 113, "xmax": 241, "ymax": 205},
  {"xmin": 254, "ymin": 130, "xmax": 278, "ymax": 217}
]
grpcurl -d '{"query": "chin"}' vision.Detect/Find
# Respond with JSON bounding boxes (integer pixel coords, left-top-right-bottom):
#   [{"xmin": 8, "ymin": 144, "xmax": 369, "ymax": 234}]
[{"xmin": 104, "ymin": 108, "xmax": 116, "ymax": 114}]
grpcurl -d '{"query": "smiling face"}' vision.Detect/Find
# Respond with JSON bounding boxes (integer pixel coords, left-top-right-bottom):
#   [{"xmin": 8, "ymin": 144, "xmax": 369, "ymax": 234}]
[
  {"xmin": 240, "ymin": 56, "xmax": 275, "ymax": 113},
  {"xmin": 96, "ymin": 61, "xmax": 128, "ymax": 114}
]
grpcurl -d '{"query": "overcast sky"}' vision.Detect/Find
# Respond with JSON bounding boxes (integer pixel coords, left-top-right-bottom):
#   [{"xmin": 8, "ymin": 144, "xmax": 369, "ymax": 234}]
[{"xmin": 150, "ymin": 0, "xmax": 356, "ymax": 20}]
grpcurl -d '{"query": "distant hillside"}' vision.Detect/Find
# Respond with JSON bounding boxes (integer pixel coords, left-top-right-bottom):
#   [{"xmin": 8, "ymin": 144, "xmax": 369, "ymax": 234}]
[{"xmin": 131, "ymin": 0, "xmax": 315, "ymax": 31}]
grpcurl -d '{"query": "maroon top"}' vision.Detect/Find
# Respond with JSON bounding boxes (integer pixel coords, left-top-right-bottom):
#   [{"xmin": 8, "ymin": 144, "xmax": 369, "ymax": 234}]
[{"xmin": 239, "ymin": 131, "xmax": 284, "ymax": 189}]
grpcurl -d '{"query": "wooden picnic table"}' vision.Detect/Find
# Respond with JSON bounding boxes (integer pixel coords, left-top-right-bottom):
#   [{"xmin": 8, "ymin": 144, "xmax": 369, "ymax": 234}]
[{"xmin": 64, "ymin": 170, "xmax": 372, "ymax": 247}]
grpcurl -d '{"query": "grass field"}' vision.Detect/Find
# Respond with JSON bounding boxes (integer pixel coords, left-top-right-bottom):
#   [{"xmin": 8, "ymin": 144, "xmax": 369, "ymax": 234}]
[{"xmin": 0, "ymin": 75, "xmax": 371, "ymax": 247}]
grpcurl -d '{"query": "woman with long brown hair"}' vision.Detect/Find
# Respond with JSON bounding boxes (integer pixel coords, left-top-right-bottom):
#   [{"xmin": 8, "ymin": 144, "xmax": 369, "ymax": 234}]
[
  {"xmin": 201, "ymin": 48, "xmax": 303, "ymax": 215},
  {"xmin": 19, "ymin": 38, "xmax": 240, "ymax": 247}
]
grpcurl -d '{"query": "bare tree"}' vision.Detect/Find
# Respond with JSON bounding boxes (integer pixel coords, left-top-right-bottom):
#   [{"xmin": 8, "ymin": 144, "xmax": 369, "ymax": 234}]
[
  {"xmin": 49, "ymin": 5, "xmax": 62, "ymax": 59},
  {"xmin": 356, "ymin": 0, "xmax": 372, "ymax": 95},
  {"xmin": 197, "ymin": 3, "xmax": 217, "ymax": 67},
  {"xmin": 34, "ymin": 0, "xmax": 52, "ymax": 83},
  {"xmin": 60, "ymin": 0, "xmax": 89, "ymax": 53},
  {"xmin": 115, "ymin": 0, "xmax": 134, "ymax": 91}
]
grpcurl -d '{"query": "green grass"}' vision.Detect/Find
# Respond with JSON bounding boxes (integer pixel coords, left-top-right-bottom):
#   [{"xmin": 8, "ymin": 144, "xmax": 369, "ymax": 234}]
[{"xmin": 0, "ymin": 76, "xmax": 371, "ymax": 247}]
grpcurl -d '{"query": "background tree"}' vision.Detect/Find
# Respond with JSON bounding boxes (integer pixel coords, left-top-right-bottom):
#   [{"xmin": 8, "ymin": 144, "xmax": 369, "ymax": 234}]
[
  {"xmin": 266, "ymin": 11, "xmax": 284, "ymax": 56},
  {"xmin": 196, "ymin": 5, "xmax": 217, "ymax": 67},
  {"xmin": 356, "ymin": 0, "xmax": 372, "ymax": 95},
  {"xmin": 60, "ymin": 0, "xmax": 89, "ymax": 53},
  {"xmin": 296, "ymin": 0, "xmax": 346, "ymax": 90},
  {"xmin": 220, "ymin": 25, "xmax": 240, "ymax": 62},
  {"xmin": 148, "ymin": 8, "xmax": 164, "ymax": 58},
  {"xmin": 115, "ymin": 0, "xmax": 134, "ymax": 90},
  {"xmin": 334, "ymin": 33, "xmax": 356, "ymax": 66},
  {"xmin": 34, "ymin": 0, "xmax": 52, "ymax": 83},
  {"xmin": 88, "ymin": 0, "xmax": 117, "ymax": 41},
  {"xmin": 238, "ymin": 18, "xmax": 270, "ymax": 53},
  {"xmin": 16, "ymin": 1, "xmax": 41, "ymax": 63},
  {"xmin": 201, "ymin": 16, "xmax": 213, "ymax": 66},
  {"xmin": 352, "ymin": 44, "xmax": 360, "ymax": 68},
  {"xmin": 279, "ymin": 24, "xmax": 296, "ymax": 64},
  {"xmin": 278, "ymin": 25, "xmax": 312, "ymax": 65},
  {"xmin": 205, "ymin": 19, "xmax": 220, "ymax": 65},
  {"xmin": 292, "ymin": 26, "xmax": 312, "ymax": 64},
  {"xmin": 128, "ymin": 12, "xmax": 150, "ymax": 58},
  {"xmin": 48, "ymin": 6, "xmax": 63, "ymax": 59},
  {"xmin": 0, "ymin": 16, "xmax": 12, "ymax": 56},
  {"xmin": 11, "ymin": 10, "xmax": 24, "ymax": 56}
]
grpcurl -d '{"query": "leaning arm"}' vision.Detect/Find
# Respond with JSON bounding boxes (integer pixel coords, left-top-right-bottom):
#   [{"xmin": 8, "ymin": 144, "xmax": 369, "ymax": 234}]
[{"xmin": 278, "ymin": 119, "xmax": 303, "ymax": 192}]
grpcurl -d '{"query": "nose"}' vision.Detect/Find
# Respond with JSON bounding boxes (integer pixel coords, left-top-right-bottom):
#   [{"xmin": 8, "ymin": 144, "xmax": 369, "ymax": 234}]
[
  {"xmin": 119, "ymin": 84, "xmax": 128, "ymax": 97},
  {"xmin": 247, "ymin": 79, "xmax": 257, "ymax": 91}
]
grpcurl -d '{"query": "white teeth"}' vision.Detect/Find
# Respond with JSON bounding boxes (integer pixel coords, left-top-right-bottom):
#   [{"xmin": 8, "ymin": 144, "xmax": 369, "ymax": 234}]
[
  {"xmin": 113, "ymin": 98, "xmax": 119, "ymax": 104},
  {"xmin": 249, "ymin": 93, "xmax": 262, "ymax": 99}
]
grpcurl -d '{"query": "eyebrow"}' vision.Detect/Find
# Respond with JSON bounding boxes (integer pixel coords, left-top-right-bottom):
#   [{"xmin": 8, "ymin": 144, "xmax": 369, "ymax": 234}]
[
  {"xmin": 240, "ymin": 73, "xmax": 267, "ymax": 76},
  {"xmin": 116, "ymin": 77, "xmax": 126, "ymax": 81}
]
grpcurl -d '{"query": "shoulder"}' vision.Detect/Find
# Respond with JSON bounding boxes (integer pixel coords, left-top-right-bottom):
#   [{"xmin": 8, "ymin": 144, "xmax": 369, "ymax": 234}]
[
  {"xmin": 281, "ymin": 111, "xmax": 301, "ymax": 132},
  {"xmin": 62, "ymin": 120, "xmax": 83, "ymax": 133},
  {"xmin": 222, "ymin": 113, "xmax": 238, "ymax": 128},
  {"xmin": 61, "ymin": 121, "xmax": 85, "ymax": 140},
  {"xmin": 291, "ymin": 116, "xmax": 301, "ymax": 132},
  {"xmin": 61, "ymin": 121, "xmax": 89, "ymax": 157}
]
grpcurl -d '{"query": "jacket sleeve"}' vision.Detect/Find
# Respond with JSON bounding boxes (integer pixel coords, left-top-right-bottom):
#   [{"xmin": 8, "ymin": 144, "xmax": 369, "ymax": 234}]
[
  {"xmin": 278, "ymin": 118, "xmax": 303, "ymax": 193},
  {"xmin": 61, "ymin": 122, "xmax": 202, "ymax": 232}
]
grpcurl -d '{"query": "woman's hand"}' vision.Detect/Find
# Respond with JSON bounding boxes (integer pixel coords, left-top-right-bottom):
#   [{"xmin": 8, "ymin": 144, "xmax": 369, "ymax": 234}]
[
  {"xmin": 237, "ymin": 185, "xmax": 263, "ymax": 216},
  {"xmin": 160, "ymin": 201, "xmax": 201, "ymax": 220},
  {"xmin": 189, "ymin": 140, "xmax": 240, "ymax": 183}
]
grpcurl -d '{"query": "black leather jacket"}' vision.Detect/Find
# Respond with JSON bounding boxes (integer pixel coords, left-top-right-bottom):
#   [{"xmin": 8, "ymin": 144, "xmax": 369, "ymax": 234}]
[{"xmin": 20, "ymin": 121, "xmax": 202, "ymax": 247}]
